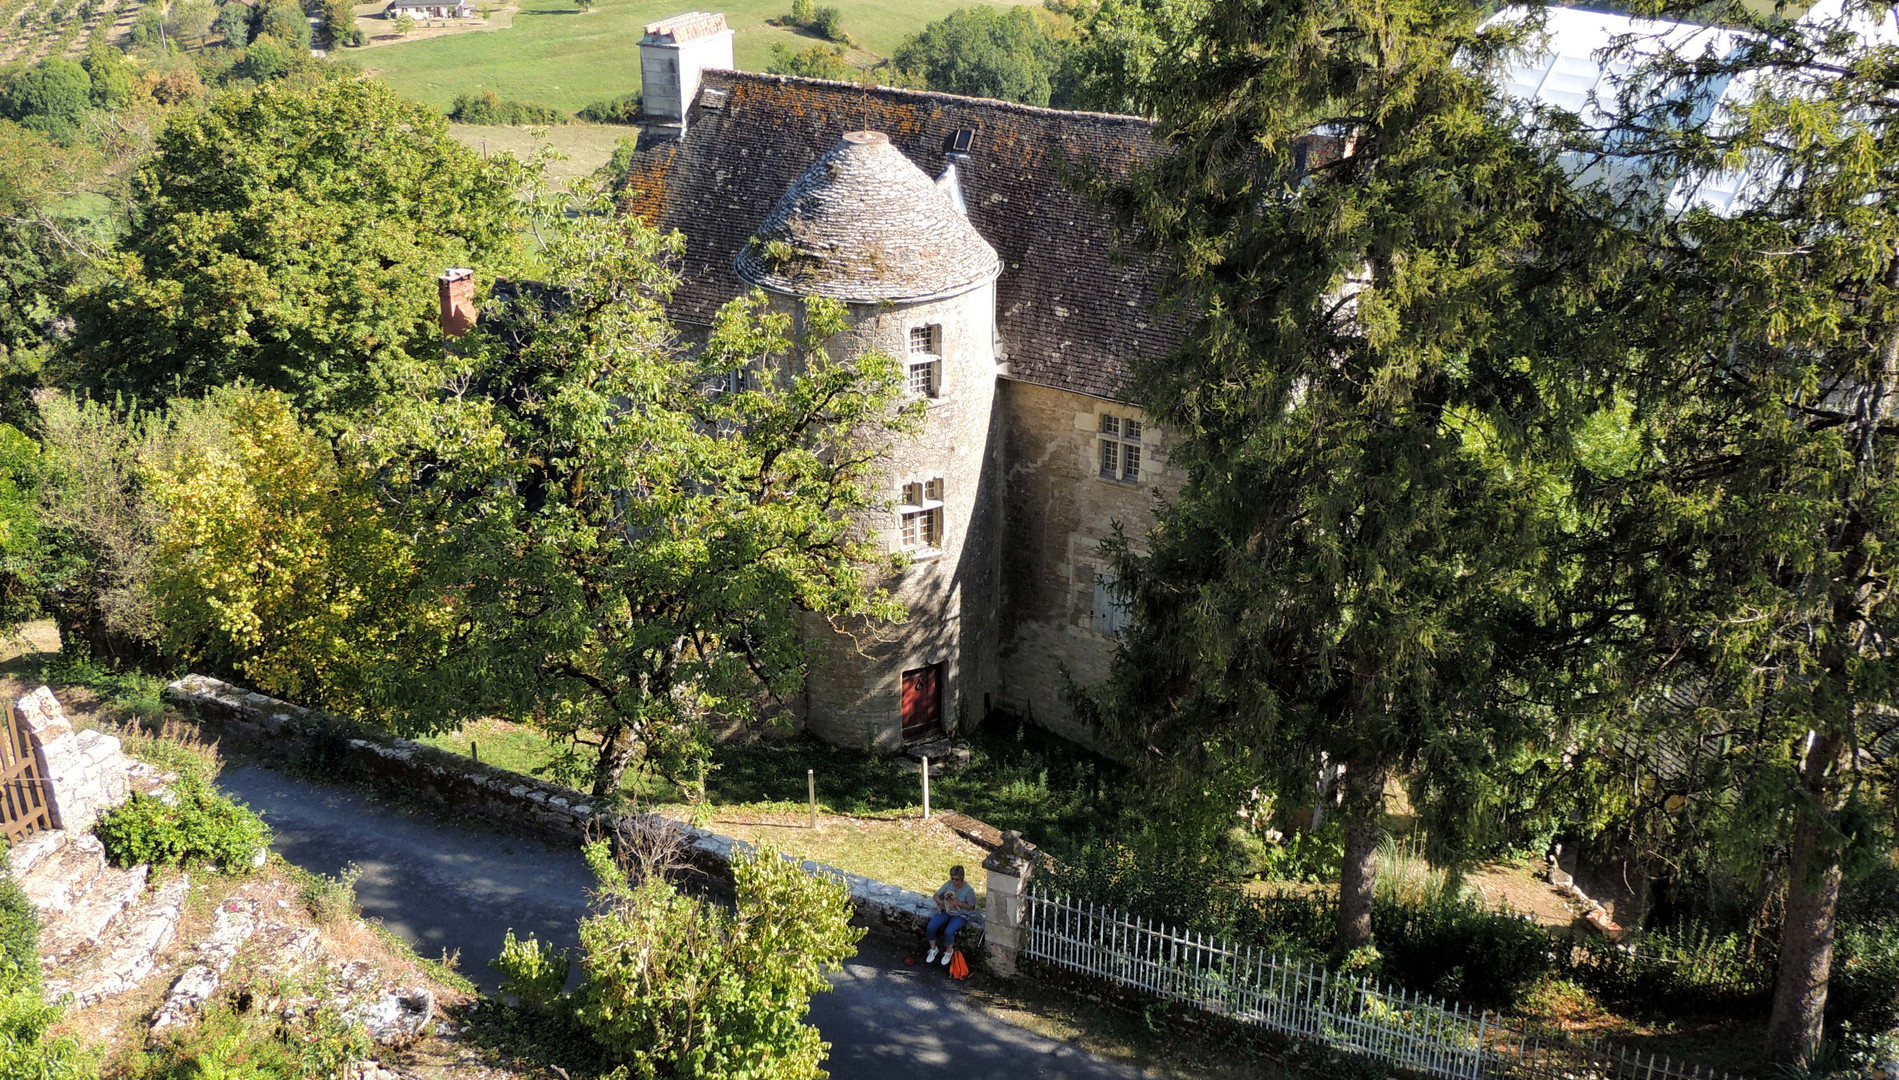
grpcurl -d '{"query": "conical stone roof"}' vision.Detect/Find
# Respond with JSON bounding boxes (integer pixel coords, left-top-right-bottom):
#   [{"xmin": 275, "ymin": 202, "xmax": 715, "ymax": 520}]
[{"xmin": 734, "ymin": 131, "xmax": 1001, "ymax": 303}]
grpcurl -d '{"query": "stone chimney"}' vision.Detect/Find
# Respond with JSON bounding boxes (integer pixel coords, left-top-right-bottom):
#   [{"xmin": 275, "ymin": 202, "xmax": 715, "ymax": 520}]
[
  {"xmin": 639, "ymin": 11, "xmax": 733, "ymax": 128},
  {"xmin": 439, "ymin": 268, "xmax": 476, "ymax": 338}
]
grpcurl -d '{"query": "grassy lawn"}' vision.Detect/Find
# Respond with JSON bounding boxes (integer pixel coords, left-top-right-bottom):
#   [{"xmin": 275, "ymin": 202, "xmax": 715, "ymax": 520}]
[
  {"xmin": 448, "ymin": 122, "xmax": 632, "ymax": 185},
  {"xmin": 359, "ymin": 0, "xmax": 1040, "ymax": 112},
  {"xmin": 416, "ymin": 711, "xmax": 1131, "ymax": 898}
]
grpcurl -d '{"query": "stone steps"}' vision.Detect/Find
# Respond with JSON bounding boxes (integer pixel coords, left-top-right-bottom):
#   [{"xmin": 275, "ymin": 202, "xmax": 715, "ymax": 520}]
[
  {"xmin": 46, "ymin": 872, "xmax": 190, "ymax": 1006},
  {"xmin": 18, "ymin": 831, "xmax": 111, "ymax": 917},
  {"xmin": 40, "ymin": 860, "xmax": 148, "ymax": 967}
]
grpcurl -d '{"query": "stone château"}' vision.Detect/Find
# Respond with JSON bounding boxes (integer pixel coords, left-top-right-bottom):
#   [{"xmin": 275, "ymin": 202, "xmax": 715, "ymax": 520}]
[{"xmin": 619, "ymin": 13, "xmax": 1183, "ymax": 750}]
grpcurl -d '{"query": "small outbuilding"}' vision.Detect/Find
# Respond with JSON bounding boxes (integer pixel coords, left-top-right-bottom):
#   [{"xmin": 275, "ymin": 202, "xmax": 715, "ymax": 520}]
[{"xmin": 383, "ymin": 0, "xmax": 474, "ymax": 18}]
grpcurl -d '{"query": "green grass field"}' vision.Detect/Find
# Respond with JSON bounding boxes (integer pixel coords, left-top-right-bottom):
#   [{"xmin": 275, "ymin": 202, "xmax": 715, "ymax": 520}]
[{"xmin": 361, "ymin": 0, "xmax": 1037, "ymax": 112}]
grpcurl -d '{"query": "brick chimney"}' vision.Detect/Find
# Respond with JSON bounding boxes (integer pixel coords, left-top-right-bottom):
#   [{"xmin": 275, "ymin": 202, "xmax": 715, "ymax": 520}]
[{"xmin": 439, "ymin": 268, "xmax": 476, "ymax": 338}]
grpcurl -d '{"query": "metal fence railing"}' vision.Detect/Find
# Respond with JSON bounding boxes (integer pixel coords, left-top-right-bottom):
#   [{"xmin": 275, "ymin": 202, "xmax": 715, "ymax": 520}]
[{"xmin": 1021, "ymin": 890, "xmax": 1746, "ymax": 1080}]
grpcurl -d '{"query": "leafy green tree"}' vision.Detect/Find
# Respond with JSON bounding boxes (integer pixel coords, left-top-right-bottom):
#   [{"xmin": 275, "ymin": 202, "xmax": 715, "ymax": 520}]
[
  {"xmin": 388, "ymin": 194, "xmax": 917, "ymax": 798},
  {"xmin": 890, "ymin": 6, "xmax": 1070, "ymax": 106},
  {"xmin": 128, "ymin": 3, "xmax": 171, "ymax": 52},
  {"xmin": 1555, "ymin": 0, "xmax": 1899, "ymax": 1061},
  {"xmin": 0, "ymin": 425, "xmax": 43, "ymax": 629},
  {"xmin": 320, "ymin": 0, "xmax": 356, "ymax": 42},
  {"xmin": 213, "ymin": 1, "xmax": 251, "ymax": 44},
  {"xmin": 239, "ymin": 35, "xmax": 292, "ymax": 79},
  {"xmin": 143, "ymin": 386, "xmax": 440, "ymax": 716},
  {"xmin": 68, "ymin": 78, "xmax": 526, "ymax": 425},
  {"xmin": 1, "ymin": 60, "xmax": 92, "ymax": 140},
  {"xmin": 32, "ymin": 395, "xmax": 165, "ymax": 664},
  {"xmin": 259, "ymin": 0, "xmax": 311, "ymax": 49},
  {"xmin": 0, "ymin": 123, "xmax": 93, "ymax": 419},
  {"xmin": 392, "ymin": 14, "xmax": 414, "ymax": 34},
  {"xmin": 1082, "ymin": 0, "xmax": 1592, "ymax": 952},
  {"xmin": 768, "ymin": 42, "xmax": 857, "ymax": 82},
  {"xmin": 81, "ymin": 39, "xmax": 135, "ymax": 109},
  {"xmin": 168, "ymin": 0, "xmax": 217, "ymax": 46},
  {"xmin": 568, "ymin": 839, "xmax": 861, "ymax": 1078},
  {"xmin": 1049, "ymin": 0, "xmax": 1201, "ymax": 116}
]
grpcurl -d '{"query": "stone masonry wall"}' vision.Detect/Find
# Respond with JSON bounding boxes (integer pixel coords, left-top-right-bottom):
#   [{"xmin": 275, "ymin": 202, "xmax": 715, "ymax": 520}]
[
  {"xmin": 163, "ymin": 676, "xmax": 978, "ymax": 946},
  {"xmin": 996, "ymin": 379, "xmax": 1180, "ymax": 745},
  {"xmin": 796, "ymin": 286, "xmax": 1005, "ymax": 751},
  {"xmin": 16, "ymin": 685, "xmax": 131, "ymax": 834}
]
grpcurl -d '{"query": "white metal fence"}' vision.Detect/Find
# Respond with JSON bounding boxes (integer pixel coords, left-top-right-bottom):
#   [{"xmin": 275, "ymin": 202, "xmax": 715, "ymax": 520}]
[{"xmin": 1022, "ymin": 890, "xmax": 1746, "ymax": 1080}]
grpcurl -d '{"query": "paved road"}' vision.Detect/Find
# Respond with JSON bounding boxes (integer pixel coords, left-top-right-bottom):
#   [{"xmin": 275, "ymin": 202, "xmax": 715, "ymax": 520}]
[{"xmin": 218, "ymin": 763, "xmax": 1147, "ymax": 1080}]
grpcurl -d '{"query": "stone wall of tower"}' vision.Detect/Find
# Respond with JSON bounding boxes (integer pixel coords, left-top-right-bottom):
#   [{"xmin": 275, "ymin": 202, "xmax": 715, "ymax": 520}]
[
  {"xmin": 792, "ymin": 284, "xmax": 1005, "ymax": 751},
  {"xmin": 995, "ymin": 379, "xmax": 1178, "ymax": 746}
]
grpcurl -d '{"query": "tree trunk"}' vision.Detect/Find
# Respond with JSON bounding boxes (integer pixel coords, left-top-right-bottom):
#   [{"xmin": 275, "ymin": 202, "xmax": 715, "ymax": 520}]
[
  {"xmin": 1336, "ymin": 761, "xmax": 1387, "ymax": 952},
  {"xmin": 1766, "ymin": 735, "xmax": 1845, "ymax": 1066},
  {"xmin": 592, "ymin": 725, "xmax": 639, "ymax": 801}
]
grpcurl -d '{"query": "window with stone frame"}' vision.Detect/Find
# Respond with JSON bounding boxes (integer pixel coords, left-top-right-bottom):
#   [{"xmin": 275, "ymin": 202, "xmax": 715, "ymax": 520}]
[
  {"xmin": 907, "ymin": 325, "xmax": 941, "ymax": 398},
  {"xmin": 1098, "ymin": 414, "xmax": 1144, "ymax": 482},
  {"xmin": 898, "ymin": 478, "xmax": 945, "ymax": 551}
]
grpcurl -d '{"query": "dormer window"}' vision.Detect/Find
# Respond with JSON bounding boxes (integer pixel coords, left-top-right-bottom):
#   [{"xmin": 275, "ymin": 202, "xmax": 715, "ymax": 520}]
[
  {"xmin": 907, "ymin": 325, "xmax": 941, "ymax": 398},
  {"xmin": 1099, "ymin": 414, "xmax": 1143, "ymax": 482},
  {"xmin": 898, "ymin": 478, "xmax": 945, "ymax": 551}
]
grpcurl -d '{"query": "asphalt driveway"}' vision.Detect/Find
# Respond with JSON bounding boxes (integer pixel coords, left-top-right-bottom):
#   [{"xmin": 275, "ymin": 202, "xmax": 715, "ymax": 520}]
[{"xmin": 217, "ymin": 762, "xmax": 1149, "ymax": 1080}]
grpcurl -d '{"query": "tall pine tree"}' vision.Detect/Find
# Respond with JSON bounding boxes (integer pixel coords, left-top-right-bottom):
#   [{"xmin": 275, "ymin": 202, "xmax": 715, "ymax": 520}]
[
  {"xmin": 1563, "ymin": 0, "xmax": 1899, "ymax": 1060},
  {"xmin": 1086, "ymin": 0, "xmax": 1601, "ymax": 950}
]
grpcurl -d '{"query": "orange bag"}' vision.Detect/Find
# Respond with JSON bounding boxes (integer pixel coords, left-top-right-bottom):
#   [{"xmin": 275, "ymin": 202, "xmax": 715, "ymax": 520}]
[{"xmin": 948, "ymin": 949, "xmax": 970, "ymax": 980}]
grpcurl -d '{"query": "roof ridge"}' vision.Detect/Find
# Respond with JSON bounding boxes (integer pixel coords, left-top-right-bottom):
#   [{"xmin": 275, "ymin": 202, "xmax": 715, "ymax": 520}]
[{"xmin": 700, "ymin": 69, "xmax": 1159, "ymax": 129}]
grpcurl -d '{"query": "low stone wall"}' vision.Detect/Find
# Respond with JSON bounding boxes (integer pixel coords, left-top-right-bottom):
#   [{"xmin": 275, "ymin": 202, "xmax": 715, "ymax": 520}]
[{"xmin": 162, "ymin": 676, "xmax": 976, "ymax": 946}]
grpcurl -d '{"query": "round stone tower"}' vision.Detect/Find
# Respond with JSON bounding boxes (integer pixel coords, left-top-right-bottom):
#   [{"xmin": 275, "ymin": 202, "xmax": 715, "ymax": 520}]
[{"xmin": 736, "ymin": 131, "xmax": 1003, "ymax": 752}]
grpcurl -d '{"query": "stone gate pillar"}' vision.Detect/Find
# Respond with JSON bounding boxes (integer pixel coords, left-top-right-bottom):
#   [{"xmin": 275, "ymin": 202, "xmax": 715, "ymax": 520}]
[
  {"xmin": 981, "ymin": 829, "xmax": 1037, "ymax": 978},
  {"xmin": 15, "ymin": 685, "xmax": 130, "ymax": 834}
]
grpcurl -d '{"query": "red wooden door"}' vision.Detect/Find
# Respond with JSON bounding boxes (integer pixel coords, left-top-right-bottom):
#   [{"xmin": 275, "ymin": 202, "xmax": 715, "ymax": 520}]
[{"xmin": 900, "ymin": 664, "xmax": 942, "ymax": 741}]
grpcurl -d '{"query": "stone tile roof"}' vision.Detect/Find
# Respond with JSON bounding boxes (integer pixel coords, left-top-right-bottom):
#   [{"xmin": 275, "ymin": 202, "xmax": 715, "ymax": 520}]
[
  {"xmin": 620, "ymin": 70, "xmax": 1182, "ymax": 402},
  {"xmin": 641, "ymin": 11, "xmax": 726, "ymax": 43},
  {"xmin": 735, "ymin": 131, "xmax": 1000, "ymax": 303}
]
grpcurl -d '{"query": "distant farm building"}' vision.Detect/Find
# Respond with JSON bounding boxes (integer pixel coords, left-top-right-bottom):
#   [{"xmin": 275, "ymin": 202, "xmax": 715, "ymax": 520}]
[{"xmin": 383, "ymin": 0, "xmax": 474, "ymax": 18}]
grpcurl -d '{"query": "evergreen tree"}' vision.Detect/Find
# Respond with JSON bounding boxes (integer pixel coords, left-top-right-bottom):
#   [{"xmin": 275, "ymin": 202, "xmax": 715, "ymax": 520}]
[
  {"xmin": 1561, "ymin": 0, "xmax": 1899, "ymax": 1061},
  {"xmin": 1085, "ymin": 0, "xmax": 1597, "ymax": 950}
]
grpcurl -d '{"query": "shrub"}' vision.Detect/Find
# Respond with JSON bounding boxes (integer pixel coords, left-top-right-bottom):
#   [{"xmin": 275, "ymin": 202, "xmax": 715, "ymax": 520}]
[
  {"xmin": 807, "ymin": 5, "xmax": 845, "ymax": 42},
  {"xmin": 0, "ymin": 852, "xmax": 92, "ymax": 1078},
  {"xmin": 1830, "ymin": 921, "xmax": 1899, "ymax": 1033},
  {"xmin": 492, "ymin": 930, "xmax": 570, "ymax": 1011},
  {"xmin": 568, "ymin": 840, "xmax": 862, "ymax": 1078},
  {"xmin": 575, "ymin": 93, "xmax": 640, "ymax": 123},
  {"xmin": 768, "ymin": 43, "xmax": 856, "ymax": 81},
  {"xmin": 298, "ymin": 864, "xmax": 361, "ymax": 925},
  {"xmin": 448, "ymin": 90, "xmax": 566, "ymax": 125},
  {"xmin": 93, "ymin": 773, "xmax": 271, "ymax": 870}
]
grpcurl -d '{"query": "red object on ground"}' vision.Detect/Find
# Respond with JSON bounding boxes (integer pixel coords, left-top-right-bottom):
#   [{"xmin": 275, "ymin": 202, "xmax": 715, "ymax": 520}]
[
  {"xmin": 904, "ymin": 957, "xmax": 915, "ymax": 966},
  {"xmin": 949, "ymin": 950, "xmax": 969, "ymax": 979}
]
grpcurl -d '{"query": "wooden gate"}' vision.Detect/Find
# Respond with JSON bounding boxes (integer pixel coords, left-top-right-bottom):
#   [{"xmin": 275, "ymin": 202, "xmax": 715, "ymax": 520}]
[{"xmin": 0, "ymin": 701, "xmax": 54, "ymax": 845}]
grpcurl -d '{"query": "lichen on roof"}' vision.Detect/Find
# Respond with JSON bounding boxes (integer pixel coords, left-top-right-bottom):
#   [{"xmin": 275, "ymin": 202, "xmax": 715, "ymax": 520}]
[{"xmin": 734, "ymin": 131, "xmax": 1000, "ymax": 304}]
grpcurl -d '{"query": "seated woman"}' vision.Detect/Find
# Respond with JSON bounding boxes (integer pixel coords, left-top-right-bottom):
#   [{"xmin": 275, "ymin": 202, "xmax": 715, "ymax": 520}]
[{"xmin": 925, "ymin": 864, "xmax": 977, "ymax": 966}]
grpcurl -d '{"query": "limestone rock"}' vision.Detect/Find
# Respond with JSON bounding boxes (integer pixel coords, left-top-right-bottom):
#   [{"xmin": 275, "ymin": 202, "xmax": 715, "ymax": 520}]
[
  {"xmin": 48, "ymin": 872, "xmax": 190, "ymax": 1006},
  {"xmin": 150, "ymin": 899, "xmax": 260, "ymax": 1036},
  {"xmin": 350, "ymin": 988, "xmax": 435, "ymax": 1046}
]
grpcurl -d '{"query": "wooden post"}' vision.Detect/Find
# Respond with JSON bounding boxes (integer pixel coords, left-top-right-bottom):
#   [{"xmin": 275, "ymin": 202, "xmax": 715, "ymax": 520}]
[
  {"xmin": 808, "ymin": 768, "xmax": 818, "ymax": 830},
  {"xmin": 922, "ymin": 756, "xmax": 931, "ymax": 819},
  {"xmin": 471, "ymin": 741, "xmax": 479, "ymax": 763}
]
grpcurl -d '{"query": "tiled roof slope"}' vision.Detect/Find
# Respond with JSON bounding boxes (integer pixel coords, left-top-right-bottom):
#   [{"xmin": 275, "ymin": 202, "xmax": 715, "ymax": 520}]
[
  {"xmin": 735, "ymin": 131, "xmax": 1001, "ymax": 302},
  {"xmin": 620, "ymin": 70, "xmax": 1182, "ymax": 402}
]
